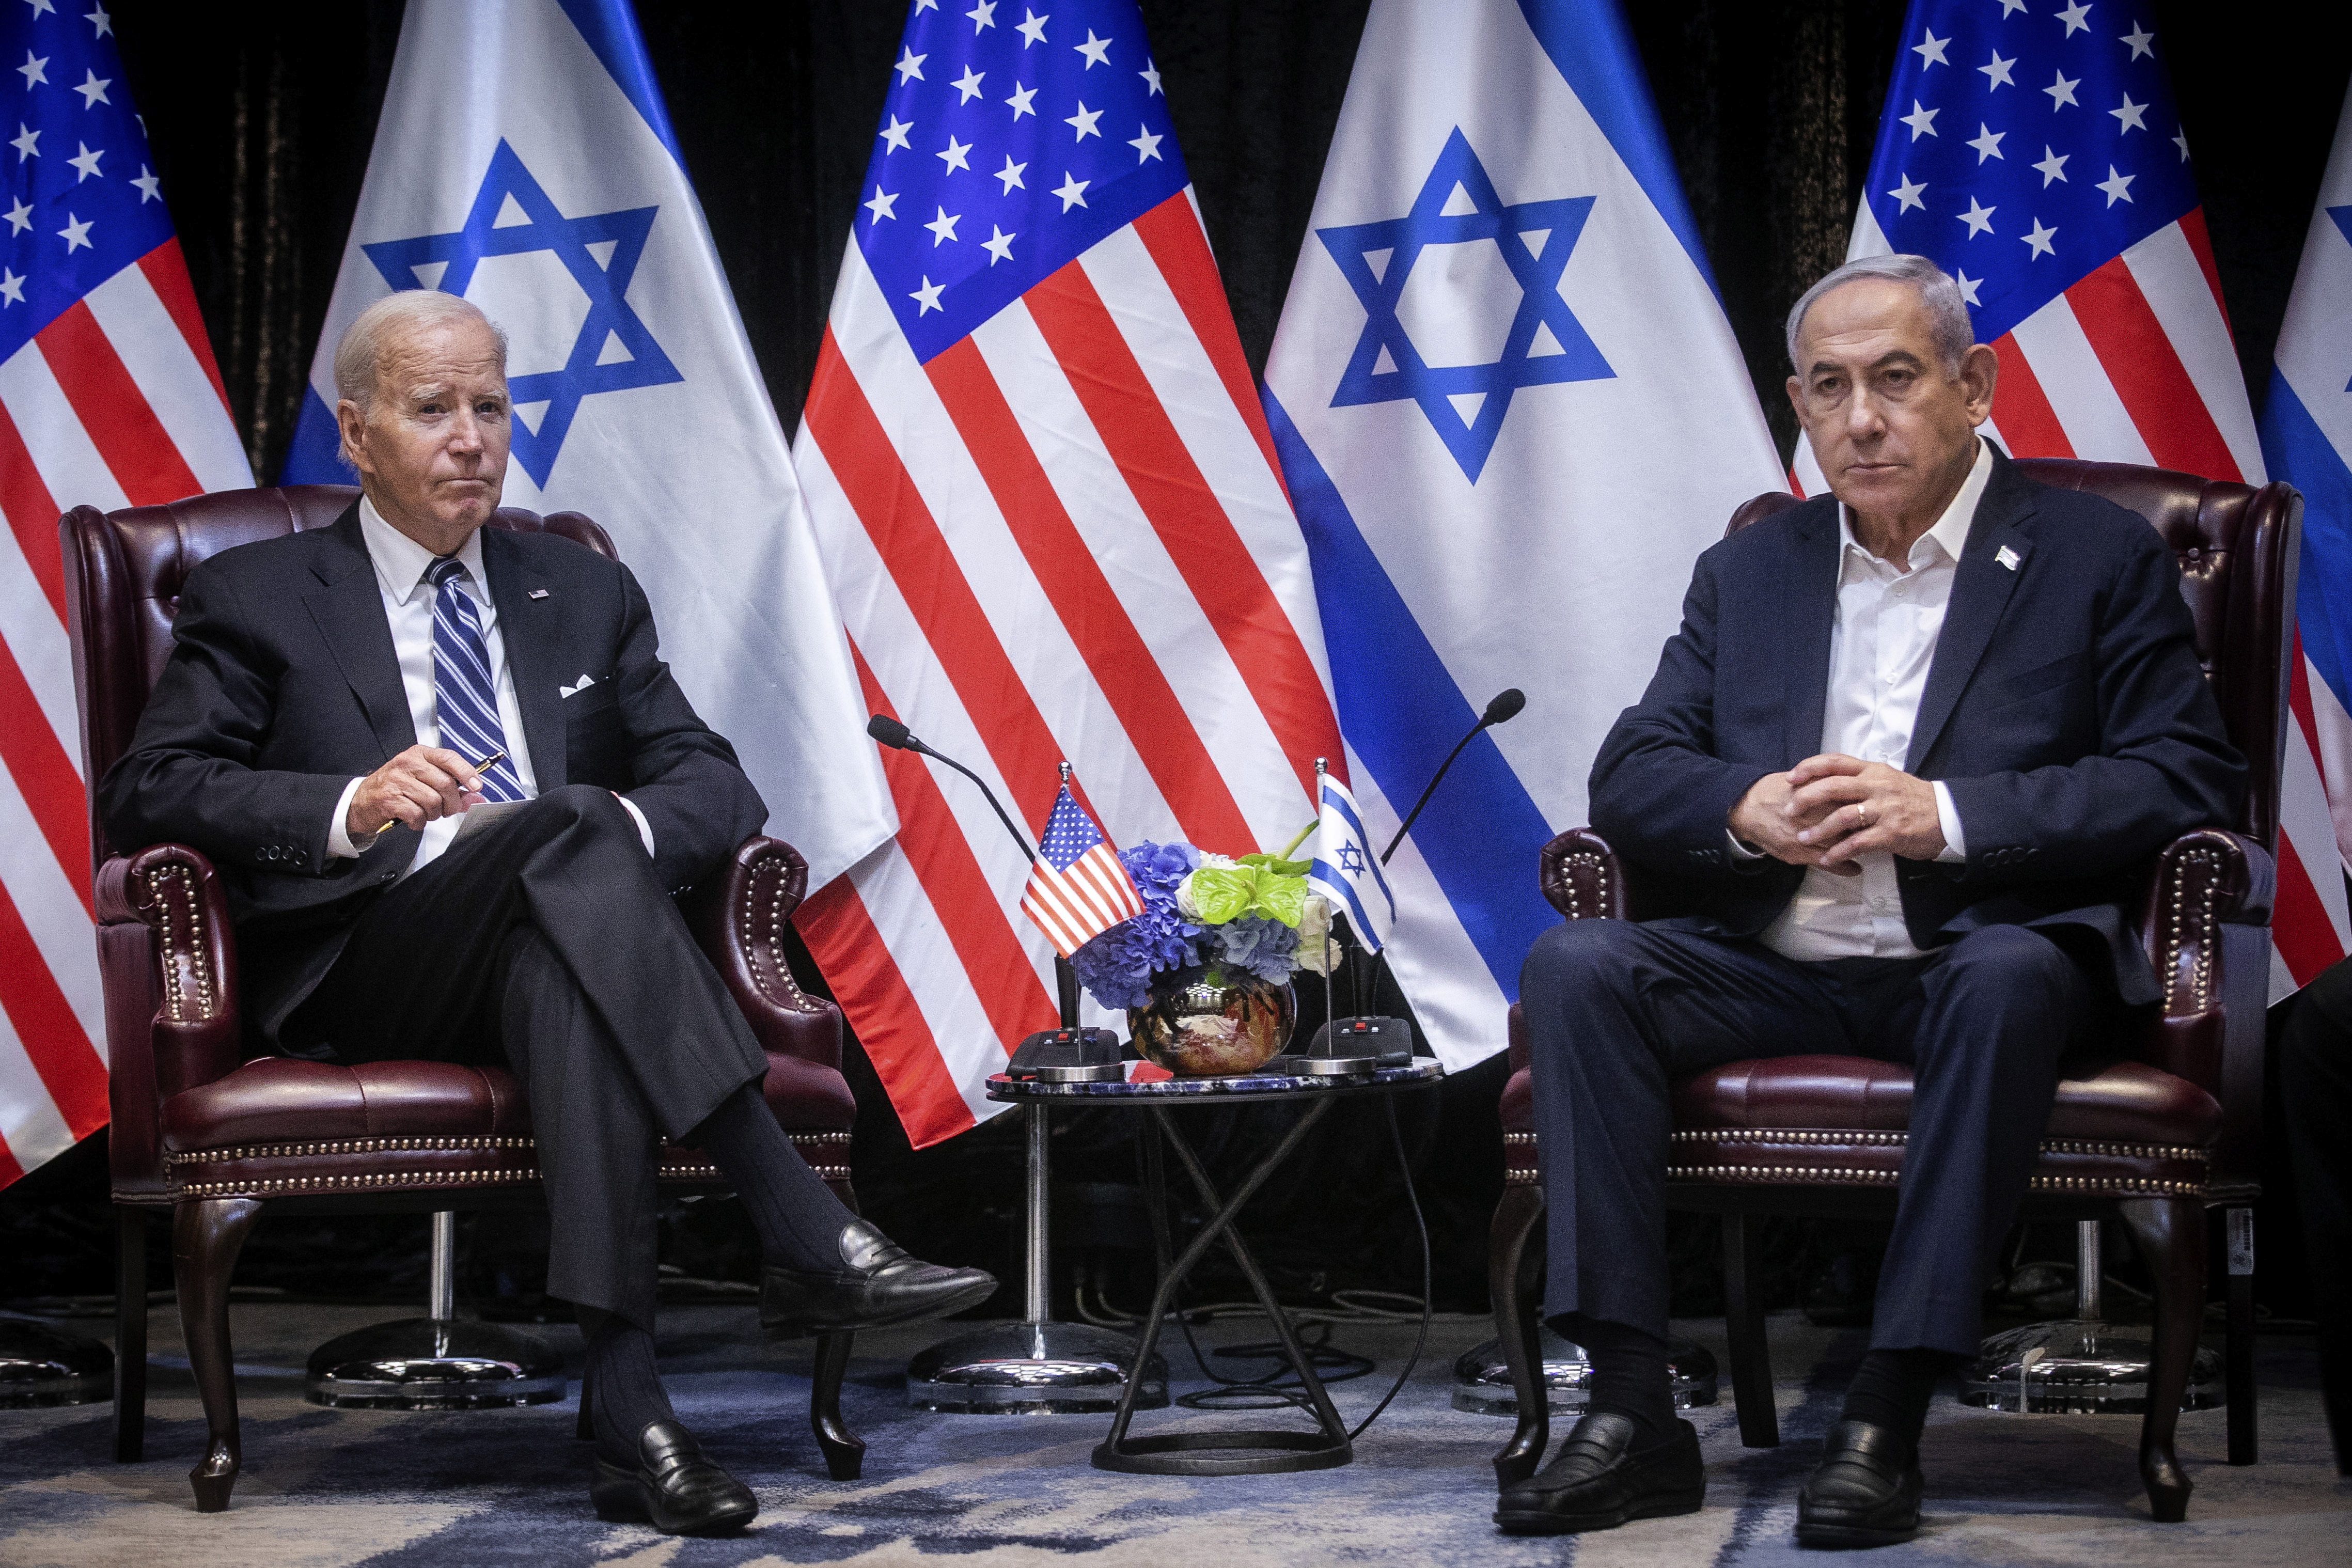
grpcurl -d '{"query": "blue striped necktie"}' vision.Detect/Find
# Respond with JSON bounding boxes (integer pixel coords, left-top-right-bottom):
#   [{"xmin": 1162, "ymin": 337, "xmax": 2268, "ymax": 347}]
[{"xmin": 427, "ymin": 556, "xmax": 525, "ymax": 803}]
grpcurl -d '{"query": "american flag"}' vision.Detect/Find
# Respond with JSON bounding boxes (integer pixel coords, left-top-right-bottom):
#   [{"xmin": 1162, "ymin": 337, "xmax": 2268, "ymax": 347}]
[
  {"xmin": 1021, "ymin": 782, "xmax": 1143, "ymax": 957},
  {"xmin": 0, "ymin": 4, "xmax": 250, "ymax": 1185},
  {"xmin": 1802, "ymin": 0, "xmax": 2344, "ymax": 996},
  {"xmin": 792, "ymin": 0, "xmax": 1343, "ymax": 1144}
]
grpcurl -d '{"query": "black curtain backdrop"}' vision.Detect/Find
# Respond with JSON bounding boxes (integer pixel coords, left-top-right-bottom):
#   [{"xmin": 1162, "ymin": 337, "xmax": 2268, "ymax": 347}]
[{"xmin": 10, "ymin": 3, "xmax": 2341, "ymax": 1314}]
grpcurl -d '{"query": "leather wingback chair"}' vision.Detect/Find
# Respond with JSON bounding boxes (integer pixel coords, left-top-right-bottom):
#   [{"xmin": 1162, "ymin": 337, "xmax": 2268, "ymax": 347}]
[
  {"xmin": 1488, "ymin": 459, "xmax": 2299, "ymax": 1525},
  {"xmin": 63, "ymin": 485, "xmax": 867, "ymax": 1511}
]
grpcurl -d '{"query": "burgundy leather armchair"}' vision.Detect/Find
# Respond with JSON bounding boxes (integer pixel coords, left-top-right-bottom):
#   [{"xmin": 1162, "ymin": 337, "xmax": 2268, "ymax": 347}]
[
  {"xmin": 1489, "ymin": 459, "xmax": 2298, "ymax": 1524},
  {"xmin": 64, "ymin": 484, "xmax": 867, "ymax": 1511}
]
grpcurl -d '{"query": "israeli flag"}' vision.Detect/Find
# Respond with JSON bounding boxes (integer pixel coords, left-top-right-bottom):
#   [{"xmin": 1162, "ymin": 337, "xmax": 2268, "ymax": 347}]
[
  {"xmin": 1308, "ymin": 770, "xmax": 1395, "ymax": 954},
  {"xmin": 280, "ymin": 0, "xmax": 891, "ymax": 887},
  {"xmin": 1263, "ymin": 0, "xmax": 1784, "ymax": 1067},
  {"xmin": 2261, "ymin": 84, "xmax": 2352, "ymax": 887}
]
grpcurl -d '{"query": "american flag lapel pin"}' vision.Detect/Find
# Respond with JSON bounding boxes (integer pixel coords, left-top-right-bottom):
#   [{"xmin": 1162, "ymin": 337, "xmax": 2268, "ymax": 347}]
[
  {"xmin": 528, "ymin": 588, "xmax": 550, "ymax": 599},
  {"xmin": 1996, "ymin": 546, "xmax": 2020, "ymax": 572}
]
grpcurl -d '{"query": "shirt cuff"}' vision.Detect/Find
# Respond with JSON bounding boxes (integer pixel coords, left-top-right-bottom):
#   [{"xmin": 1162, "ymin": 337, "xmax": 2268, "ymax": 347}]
[
  {"xmin": 324, "ymin": 777, "xmax": 367, "ymax": 859},
  {"xmin": 1725, "ymin": 828, "xmax": 1765, "ymax": 862},
  {"xmin": 1932, "ymin": 781, "xmax": 1966, "ymax": 863},
  {"xmin": 616, "ymin": 794, "xmax": 655, "ymax": 858}
]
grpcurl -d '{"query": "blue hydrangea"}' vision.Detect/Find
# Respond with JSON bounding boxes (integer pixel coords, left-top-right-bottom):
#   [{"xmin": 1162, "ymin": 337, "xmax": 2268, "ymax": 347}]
[
  {"xmin": 1206, "ymin": 913, "xmax": 1300, "ymax": 985},
  {"xmin": 1070, "ymin": 840, "xmax": 1206, "ymax": 1010}
]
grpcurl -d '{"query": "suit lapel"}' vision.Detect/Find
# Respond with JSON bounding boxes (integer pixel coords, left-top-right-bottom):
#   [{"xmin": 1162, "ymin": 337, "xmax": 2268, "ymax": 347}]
[
  {"xmin": 1906, "ymin": 457, "xmax": 2037, "ymax": 770},
  {"xmin": 303, "ymin": 506, "xmax": 414, "ymax": 762},
  {"xmin": 482, "ymin": 528, "xmax": 569, "ymax": 789},
  {"xmin": 1781, "ymin": 500, "xmax": 1842, "ymax": 769}
]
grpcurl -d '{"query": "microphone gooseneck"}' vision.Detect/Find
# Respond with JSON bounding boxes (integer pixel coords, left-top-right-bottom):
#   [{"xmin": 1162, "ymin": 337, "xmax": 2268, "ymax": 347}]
[
  {"xmin": 864, "ymin": 713, "xmax": 1038, "ymax": 862},
  {"xmin": 1381, "ymin": 688, "xmax": 1526, "ymax": 865}
]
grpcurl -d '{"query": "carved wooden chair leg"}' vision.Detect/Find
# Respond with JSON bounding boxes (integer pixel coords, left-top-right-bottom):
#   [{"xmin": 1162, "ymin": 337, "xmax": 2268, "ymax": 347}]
[
  {"xmin": 1489, "ymin": 1182, "xmax": 1549, "ymax": 1488},
  {"xmin": 114, "ymin": 1206, "xmax": 149, "ymax": 1464},
  {"xmin": 811, "ymin": 1330, "xmax": 864, "ymax": 1480},
  {"xmin": 173, "ymin": 1197, "xmax": 265, "ymax": 1513},
  {"xmin": 1722, "ymin": 1213, "xmax": 1779, "ymax": 1449},
  {"xmin": 2118, "ymin": 1196, "xmax": 2204, "ymax": 1523}
]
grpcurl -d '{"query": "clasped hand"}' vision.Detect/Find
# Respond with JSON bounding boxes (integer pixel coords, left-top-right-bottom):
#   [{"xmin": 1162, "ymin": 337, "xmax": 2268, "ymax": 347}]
[
  {"xmin": 346, "ymin": 745, "xmax": 489, "ymax": 840},
  {"xmin": 1727, "ymin": 754, "xmax": 1945, "ymax": 876}
]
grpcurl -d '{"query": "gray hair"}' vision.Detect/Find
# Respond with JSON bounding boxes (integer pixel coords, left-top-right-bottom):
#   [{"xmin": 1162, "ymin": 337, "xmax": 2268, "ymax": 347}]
[
  {"xmin": 1784, "ymin": 254, "xmax": 1974, "ymax": 375},
  {"xmin": 332, "ymin": 290, "xmax": 509, "ymax": 415}
]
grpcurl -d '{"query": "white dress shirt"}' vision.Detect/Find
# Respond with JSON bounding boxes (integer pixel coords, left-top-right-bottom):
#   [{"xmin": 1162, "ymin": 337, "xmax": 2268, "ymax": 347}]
[
  {"xmin": 324, "ymin": 497, "xmax": 651, "ymax": 878},
  {"xmin": 1743, "ymin": 438, "xmax": 1989, "ymax": 961}
]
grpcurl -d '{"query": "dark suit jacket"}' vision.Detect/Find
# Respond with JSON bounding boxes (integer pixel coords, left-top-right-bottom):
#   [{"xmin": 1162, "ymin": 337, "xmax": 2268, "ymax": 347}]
[
  {"xmin": 1588, "ymin": 448, "xmax": 2246, "ymax": 1006},
  {"xmin": 98, "ymin": 502, "xmax": 768, "ymax": 1046}
]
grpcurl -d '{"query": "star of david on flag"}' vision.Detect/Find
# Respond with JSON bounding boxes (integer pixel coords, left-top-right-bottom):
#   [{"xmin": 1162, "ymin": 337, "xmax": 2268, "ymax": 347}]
[
  {"xmin": 1309, "ymin": 772, "xmax": 1394, "ymax": 954},
  {"xmin": 1319, "ymin": 128, "xmax": 1612, "ymax": 483},
  {"xmin": 359, "ymin": 140, "xmax": 680, "ymax": 486}
]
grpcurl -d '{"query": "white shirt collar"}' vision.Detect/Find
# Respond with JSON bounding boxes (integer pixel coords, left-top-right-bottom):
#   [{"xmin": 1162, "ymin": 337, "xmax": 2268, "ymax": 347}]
[
  {"xmin": 1837, "ymin": 436, "xmax": 1993, "ymax": 571},
  {"xmin": 357, "ymin": 493, "xmax": 489, "ymax": 607}
]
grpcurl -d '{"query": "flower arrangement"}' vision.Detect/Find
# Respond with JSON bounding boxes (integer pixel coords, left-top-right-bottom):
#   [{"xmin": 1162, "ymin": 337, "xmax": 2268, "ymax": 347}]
[{"xmin": 1069, "ymin": 839, "xmax": 1337, "ymax": 1012}]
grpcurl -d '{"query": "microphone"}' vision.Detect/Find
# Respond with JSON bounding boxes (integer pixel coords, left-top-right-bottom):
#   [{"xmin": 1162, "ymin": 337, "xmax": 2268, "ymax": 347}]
[
  {"xmin": 1382, "ymin": 688, "xmax": 1525, "ymax": 865},
  {"xmin": 865, "ymin": 713, "xmax": 1036, "ymax": 863},
  {"xmin": 864, "ymin": 716, "xmax": 1109, "ymax": 1063}
]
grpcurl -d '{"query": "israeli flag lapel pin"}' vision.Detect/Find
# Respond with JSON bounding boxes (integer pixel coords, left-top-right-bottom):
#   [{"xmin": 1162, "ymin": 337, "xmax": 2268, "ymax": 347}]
[{"xmin": 1995, "ymin": 545, "xmax": 2020, "ymax": 572}]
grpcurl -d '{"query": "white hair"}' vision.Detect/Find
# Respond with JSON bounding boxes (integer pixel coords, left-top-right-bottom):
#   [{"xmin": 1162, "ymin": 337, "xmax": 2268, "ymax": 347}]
[
  {"xmin": 1784, "ymin": 254, "xmax": 1974, "ymax": 375},
  {"xmin": 332, "ymin": 290, "xmax": 509, "ymax": 415}
]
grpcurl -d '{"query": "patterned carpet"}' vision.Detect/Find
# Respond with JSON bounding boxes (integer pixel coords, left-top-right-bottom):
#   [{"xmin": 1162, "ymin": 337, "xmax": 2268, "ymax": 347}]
[{"xmin": 0, "ymin": 1302, "xmax": 2345, "ymax": 1566}]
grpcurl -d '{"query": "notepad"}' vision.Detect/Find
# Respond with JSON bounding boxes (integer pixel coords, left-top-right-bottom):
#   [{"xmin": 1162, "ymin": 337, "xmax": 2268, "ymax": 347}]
[{"xmin": 451, "ymin": 799, "xmax": 530, "ymax": 843}]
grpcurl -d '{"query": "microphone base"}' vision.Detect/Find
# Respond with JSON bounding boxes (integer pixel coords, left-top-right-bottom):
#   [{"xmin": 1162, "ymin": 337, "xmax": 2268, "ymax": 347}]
[
  {"xmin": 1302, "ymin": 1015, "xmax": 1417, "ymax": 1069},
  {"xmin": 1004, "ymin": 1026, "xmax": 1126, "ymax": 1081}
]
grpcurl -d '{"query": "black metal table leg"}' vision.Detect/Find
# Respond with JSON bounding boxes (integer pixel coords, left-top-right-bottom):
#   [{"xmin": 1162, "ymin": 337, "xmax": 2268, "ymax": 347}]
[{"xmin": 1092, "ymin": 1099, "xmax": 1353, "ymax": 1475}]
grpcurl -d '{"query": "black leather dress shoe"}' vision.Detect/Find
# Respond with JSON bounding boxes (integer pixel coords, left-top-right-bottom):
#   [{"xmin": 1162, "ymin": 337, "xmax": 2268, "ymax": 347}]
[
  {"xmin": 1493, "ymin": 1413, "xmax": 1705, "ymax": 1535},
  {"xmin": 589, "ymin": 1420, "xmax": 757, "ymax": 1536},
  {"xmin": 1796, "ymin": 1419, "xmax": 1924, "ymax": 1548},
  {"xmin": 759, "ymin": 1218, "xmax": 997, "ymax": 1338}
]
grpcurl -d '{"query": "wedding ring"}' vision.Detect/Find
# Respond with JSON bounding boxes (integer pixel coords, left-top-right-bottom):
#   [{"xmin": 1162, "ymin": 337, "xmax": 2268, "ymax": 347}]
[{"xmin": 1856, "ymin": 803, "xmax": 1870, "ymax": 827}]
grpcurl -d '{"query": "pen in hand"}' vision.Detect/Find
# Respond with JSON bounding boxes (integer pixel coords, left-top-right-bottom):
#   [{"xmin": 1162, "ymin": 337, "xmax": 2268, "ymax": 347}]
[{"xmin": 370, "ymin": 747, "xmax": 507, "ymax": 843}]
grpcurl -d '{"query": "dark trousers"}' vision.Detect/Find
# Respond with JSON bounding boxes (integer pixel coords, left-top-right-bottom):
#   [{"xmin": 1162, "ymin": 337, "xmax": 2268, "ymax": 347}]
[
  {"xmin": 2278, "ymin": 957, "xmax": 2352, "ymax": 1470},
  {"xmin": 1520, "ymin": 918, "xmax": 2102, "ymax": 1357},
  {"xmin": 290, "ymin": 786, "xmax": 771, "ymax": 1328}
]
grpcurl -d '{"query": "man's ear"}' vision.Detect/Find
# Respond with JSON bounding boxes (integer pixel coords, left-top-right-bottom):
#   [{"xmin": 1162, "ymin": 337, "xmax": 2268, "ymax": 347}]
[
  {"xmin": 1958, "ymin": 342, "xmax": 2000, "ymax": 426},
  {"xmin": 335, "ymin": 399, "xmax": 373, "ymax": 478}
]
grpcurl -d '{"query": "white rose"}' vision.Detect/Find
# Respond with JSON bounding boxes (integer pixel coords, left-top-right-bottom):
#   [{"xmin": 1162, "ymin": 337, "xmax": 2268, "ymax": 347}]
[{"xmin": 1174, "ymin": 871, "xmax": 1205, "ymax": 921}]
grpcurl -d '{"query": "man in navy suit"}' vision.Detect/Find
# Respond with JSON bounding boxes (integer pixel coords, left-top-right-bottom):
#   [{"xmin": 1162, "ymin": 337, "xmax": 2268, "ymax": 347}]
[
  {"xmin": 1494, "ymin": 256, "xmax": 2243, "ymax": 1546},
  {"xmin": 101, "ymin": 291, "xmax": 992, "ymax": 1535}
]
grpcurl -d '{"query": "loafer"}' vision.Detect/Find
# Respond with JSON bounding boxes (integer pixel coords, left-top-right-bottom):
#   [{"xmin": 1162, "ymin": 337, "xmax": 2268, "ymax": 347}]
[
  {"xmin": 1494, "ymin": 1412, "xmax": 1705, "ymax": 1535},
  {"xmin": 759, "ymin": 1218, "xmax": 997, "ymax": 1338},
  {"xmin": 589, "ymin": 1419, "xmax": 757, "ymax": 1536},
  {"xmin": 1796, "ymin": 1419, "xmax": 1923, "ymax": 1549}
]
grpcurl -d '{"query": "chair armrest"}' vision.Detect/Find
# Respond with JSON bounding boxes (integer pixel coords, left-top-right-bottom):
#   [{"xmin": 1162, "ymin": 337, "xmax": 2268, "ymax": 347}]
[
  {"xmin": 2133, "ymin": 828, "xmax": 2272, "ymax": 1199},
  {"xmin": 97, "ymin": 844, "xmax": 244, "ymax": 1197},
  {"xmin": 1539, "ymin": 828, "xmax": 1626, "ymax": 921},
  {"xmin": 681, "ymin": 835, "xmax": 845, "ymax": 1072}
]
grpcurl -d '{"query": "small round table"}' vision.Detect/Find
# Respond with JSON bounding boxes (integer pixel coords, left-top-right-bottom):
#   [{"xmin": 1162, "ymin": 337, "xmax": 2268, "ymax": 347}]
[{"xmin": 985, "ymin": 1059, "xmax": 1446, "ymax": 1475}]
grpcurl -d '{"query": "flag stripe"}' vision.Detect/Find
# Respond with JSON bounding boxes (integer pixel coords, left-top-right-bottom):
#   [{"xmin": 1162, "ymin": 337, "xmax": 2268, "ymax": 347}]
[
  {"xmin": 1987, "ymin": 332, "xmax": 2074, "ymax": 460},
  {"xmin": 0, "ymin": 638, "xmax": 92, "ymax": 916},
  {"xmin": 922, "ymin": 336, "xmax": 1253, "ymax": 851},
  {"xmin": 1024, "ymin": 259, "xmax": 1335, "ymax": 802},
  {"xmin": 0, "ymin": 338, "xmax": 132, "ymax": 516},
  {"xmin": 2006, "ymin": 294, "xmax": 2158, "ymax": 466},
  {"xmin": 2065, "ymin": 256, "xmax": 2243, "ymax": 482},
  {"xmin": 35, "ymin": 302, "xmax": 205, "ymax": 507},
  {"xmin": 1131, "ymin": 193, "xmax": 1293, "ymax": 508},
  {"xmin": 848, "ymin": 638, "xmax": 1057, "ymax": 1052},
  {"xmin": 2175, "ymin": 207, "xmax": 2233, "ymax": 332},
  {"xmin": 2122, "ymin": 222, "xmax": 2267, "ymax": 484},
  {"xmin": 0, "ymin": 876, "xmax": 104, "ymax": 1134},
  {"xmin": 805, "ymin": 329, "xmax": 1065, "ymax": 831},
  {"xmin": 0, "ymin": 401, "xmax": 65, "ymax": 624},
  {"xmin": 85, "ymin": 262, "xmax": 254, "ymax": 493},
  {"xmin": 135, "ymin": 239, "xmax": 235, "ymax": 418},
  {"xmin": 2272, "ymin": 829, "xmax": 2341, "ymax": 987},
  {"xmin": 794, "ymin": 873, "xmax": 979, "ymax": 1148}
]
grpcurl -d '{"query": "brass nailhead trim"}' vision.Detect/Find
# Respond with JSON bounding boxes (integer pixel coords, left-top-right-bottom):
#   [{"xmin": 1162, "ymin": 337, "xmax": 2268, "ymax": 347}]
[
  {"xmin": 145, "ymin": 864, "xmax": 218, "ymax": 1024},
  {"xmin": 1663, "ymin": 1164, "xmax": 2204, "ymax": 1198},
  {"xmin": 1667, "ymin": 1128, "xmax": 2208, "ymax": 1163},
  {"xmin": 2162, "ymin": 847, "xmax": 2220, "ymax": 1016},
  {"xmin": 168, "ymin": 1134, "xmax": 535, "ymax": 1169},
  {"xmin": 738, "ymin": 859, "xmax": 828, "ymax": 1016},
  {"xmin": 1555, "ymin": 852, "xmax": 1614, "ymax": 921}
]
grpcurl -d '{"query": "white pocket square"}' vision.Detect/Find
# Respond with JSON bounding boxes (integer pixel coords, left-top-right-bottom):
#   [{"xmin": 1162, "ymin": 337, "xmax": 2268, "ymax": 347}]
[{"xmin": 560, "ymin": 673, "xmax": 598, "ymax": 698}]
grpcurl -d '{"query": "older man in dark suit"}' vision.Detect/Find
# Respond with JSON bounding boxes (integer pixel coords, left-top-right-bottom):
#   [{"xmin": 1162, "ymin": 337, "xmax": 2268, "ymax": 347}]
[
  {"xmin": 1495, "ymin": 255, "xmax": 2245, "ymax": 1546},
  {"xmin": 100, "ymin": 289, "xmax": 992, "ymax": 1536}
]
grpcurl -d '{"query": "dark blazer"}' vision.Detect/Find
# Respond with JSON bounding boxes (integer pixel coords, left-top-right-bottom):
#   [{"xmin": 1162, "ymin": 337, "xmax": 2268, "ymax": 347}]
[
  {"xmin": 1588, "ymin": 448, "xmax": 2245, "ymax": 1005},
  {"xmin": 98, "ymin": 502, "xmax": 768, "ymax": 1046}
]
